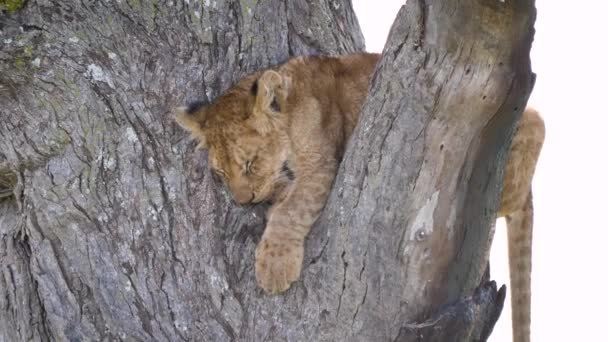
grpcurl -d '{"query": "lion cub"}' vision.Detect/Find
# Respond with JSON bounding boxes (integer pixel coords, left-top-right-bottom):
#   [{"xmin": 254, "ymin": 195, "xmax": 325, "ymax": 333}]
[
  {"xmin": 176, "ymin": 53, "xmax": 380, "ymax": 293},
  {"xmin": 175, "ymin": 53, "xmax": 544, "ymax": 342}
]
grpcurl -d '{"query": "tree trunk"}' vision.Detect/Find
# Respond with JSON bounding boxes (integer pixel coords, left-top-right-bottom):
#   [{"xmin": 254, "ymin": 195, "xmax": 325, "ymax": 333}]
[{"xmin": 0, "ymin": 1, "xmax": 535, "ymax": 341}]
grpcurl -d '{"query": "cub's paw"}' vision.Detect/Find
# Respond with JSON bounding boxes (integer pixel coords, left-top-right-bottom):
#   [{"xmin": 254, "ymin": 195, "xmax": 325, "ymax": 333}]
[{"xmin": 255, "ymin": 236, "xmax": 303, "ymax": 294}]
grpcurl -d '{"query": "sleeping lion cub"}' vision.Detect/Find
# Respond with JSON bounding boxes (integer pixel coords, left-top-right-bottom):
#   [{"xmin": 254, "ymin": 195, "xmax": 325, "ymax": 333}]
[{"xmin": 176, "ymin": 53, "xmax": 543, "ymax": 342}]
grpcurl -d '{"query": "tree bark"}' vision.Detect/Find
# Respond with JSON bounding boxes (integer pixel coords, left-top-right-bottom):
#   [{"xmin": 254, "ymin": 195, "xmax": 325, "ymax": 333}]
[{"xmin": 0, "ymin": 1, "xmax": 535, "ymax": 341}]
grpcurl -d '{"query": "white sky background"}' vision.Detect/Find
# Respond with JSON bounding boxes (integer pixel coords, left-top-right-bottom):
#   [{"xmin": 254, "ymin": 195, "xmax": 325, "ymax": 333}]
[{"xmin": 352, "ymin": 1, "xmax": 608, "ymax": 341}]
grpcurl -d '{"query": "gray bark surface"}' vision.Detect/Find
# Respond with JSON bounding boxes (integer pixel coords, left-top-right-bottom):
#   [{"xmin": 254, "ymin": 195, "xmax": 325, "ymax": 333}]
[{"xmin": 0, "ymin": 1, "xmax": 535, "ymax": 341}]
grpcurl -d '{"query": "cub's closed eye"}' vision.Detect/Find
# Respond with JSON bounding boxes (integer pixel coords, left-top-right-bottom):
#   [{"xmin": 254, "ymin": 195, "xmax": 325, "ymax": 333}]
[
  {"xmin": 212, "ymin": 169, "xmax": 226, "ymax": 182},
  {"xmin": 245, "ymin": 160, "xmax": 252, "ymax": 175}
]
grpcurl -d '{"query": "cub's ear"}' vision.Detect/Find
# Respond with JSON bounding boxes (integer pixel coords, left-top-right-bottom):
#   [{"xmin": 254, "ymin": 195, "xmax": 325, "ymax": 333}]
[
  {"xmin": 255, "ymin": 70, "xmax": 284, "ymax": 112},
  {"xmin": 250, "ymin": 70, "xmax": 289, "ymax": 135},
  {"xmin": 174, "ymin": 101, "xmax": 208, "ymax": 149}
]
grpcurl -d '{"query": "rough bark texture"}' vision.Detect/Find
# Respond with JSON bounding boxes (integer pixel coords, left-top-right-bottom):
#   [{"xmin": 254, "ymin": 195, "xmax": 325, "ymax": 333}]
[{"xmin": 0, "ymin": 0, "xmax": 535, "ymax": 341}]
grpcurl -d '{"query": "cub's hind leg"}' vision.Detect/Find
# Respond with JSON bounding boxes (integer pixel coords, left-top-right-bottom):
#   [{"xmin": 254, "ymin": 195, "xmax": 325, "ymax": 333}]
[{"xmin": 499, "ymin": 107, "xmax": 545, "ymax": 342}]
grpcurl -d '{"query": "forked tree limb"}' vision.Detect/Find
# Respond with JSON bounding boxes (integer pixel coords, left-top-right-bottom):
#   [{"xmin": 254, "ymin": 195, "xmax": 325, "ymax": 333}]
[{"xmin": 309, "ymin": 0, "xmax": 535, "ymax": 339}]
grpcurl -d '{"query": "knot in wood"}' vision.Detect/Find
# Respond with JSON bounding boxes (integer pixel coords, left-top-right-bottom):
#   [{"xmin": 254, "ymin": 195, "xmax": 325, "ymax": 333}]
[{"xmin": 415, "ymin": 229, "xmax": 428, "ymax": 242}]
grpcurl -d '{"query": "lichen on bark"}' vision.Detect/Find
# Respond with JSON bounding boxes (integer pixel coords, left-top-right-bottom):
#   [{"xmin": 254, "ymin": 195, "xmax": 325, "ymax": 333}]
[{"xmin": 0, "ymin": 0, "xmax": 25, "ymax": 14}]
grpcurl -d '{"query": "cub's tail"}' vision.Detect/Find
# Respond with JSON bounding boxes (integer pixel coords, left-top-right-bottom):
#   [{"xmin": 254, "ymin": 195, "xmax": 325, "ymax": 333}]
[
  {"xmin": 506, "ymin": 190, "xmax": 533, "ymax": 342},
  {"xmin": 500, "ymin": 107, "xmax": 545, "ymax": 342}
]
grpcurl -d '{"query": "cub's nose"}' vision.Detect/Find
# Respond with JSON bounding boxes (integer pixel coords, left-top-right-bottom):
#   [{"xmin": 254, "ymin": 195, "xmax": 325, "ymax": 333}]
[{"xmin": 233, "ymin": 189, "xmax": 254, "ymax": 205}]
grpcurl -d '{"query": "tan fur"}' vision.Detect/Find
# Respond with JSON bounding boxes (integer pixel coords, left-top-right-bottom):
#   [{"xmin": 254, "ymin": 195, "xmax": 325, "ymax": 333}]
[
  {"xmin": 498, "ymin": 107, "xmax": 545, "ymax": 342},
  {"xmin": 176, "ymin": 54, "xmax": 545, "ymax": 341},
  {"xmin": 176, "ymin": 53, "xmax": 380, "ymax": 293}
]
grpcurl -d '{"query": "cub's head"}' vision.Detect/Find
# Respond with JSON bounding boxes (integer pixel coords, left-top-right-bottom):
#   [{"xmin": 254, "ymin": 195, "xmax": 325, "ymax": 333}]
[{"xmin": 176, "ymin": 70, "xmax": 293, "ymax": 204}]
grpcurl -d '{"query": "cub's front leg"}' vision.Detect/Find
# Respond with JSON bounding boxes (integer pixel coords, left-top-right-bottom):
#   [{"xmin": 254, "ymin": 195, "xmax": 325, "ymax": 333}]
[{"xmin": 255, "ymin": 160, "xmax": 337, "ymax": 293}]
